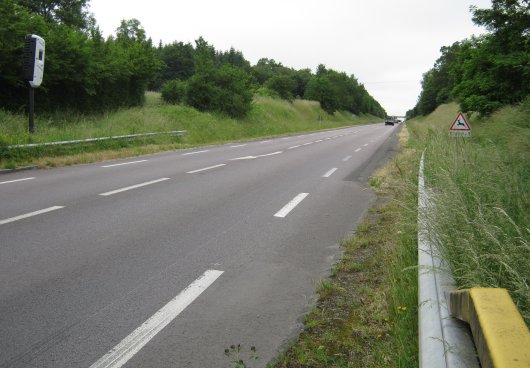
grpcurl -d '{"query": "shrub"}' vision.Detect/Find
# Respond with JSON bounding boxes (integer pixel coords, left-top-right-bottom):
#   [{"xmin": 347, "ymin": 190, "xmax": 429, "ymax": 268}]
[
  {"xmin": 265, "ymin": 74, "xmax": 297, "ymax": 101},
  {"xmin": 186, "ymin": 65, "xmax": 252, "ymax": 118},
  {"xmin": 161, "ymin": 79, "xmax": 187, "ymax": 104}
]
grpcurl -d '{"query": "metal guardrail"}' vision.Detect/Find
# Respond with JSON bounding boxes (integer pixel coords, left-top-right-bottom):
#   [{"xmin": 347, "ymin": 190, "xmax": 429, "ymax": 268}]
[
  {"xmin": 418, "ymin": 151, "xmax": 480, "ymax": 368},
  {"xmin": 5, "ymin": 130, "xmax": 187, "ymax": 149},
  {"xmin": 418, "ymin": 151, "xmax": 530, "ymax": 368}
]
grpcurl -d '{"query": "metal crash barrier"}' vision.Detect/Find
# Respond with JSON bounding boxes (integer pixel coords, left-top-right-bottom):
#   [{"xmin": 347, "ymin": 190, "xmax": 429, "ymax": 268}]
[{"xmin": 417, "ymin": 151, "xmax": 530, "ymax": 368}]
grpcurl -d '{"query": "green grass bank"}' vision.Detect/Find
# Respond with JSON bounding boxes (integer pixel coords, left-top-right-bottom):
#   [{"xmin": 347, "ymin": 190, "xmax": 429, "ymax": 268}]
[{"xmin": 0, "ymin": 93, "xmax": 380, "ymax": 169}]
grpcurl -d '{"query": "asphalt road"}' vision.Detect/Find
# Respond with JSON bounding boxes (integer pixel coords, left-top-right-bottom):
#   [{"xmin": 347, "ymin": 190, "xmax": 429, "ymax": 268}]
[{"xmin": 0, "ymin": 123, "xmax": 399, "ymax": 368}]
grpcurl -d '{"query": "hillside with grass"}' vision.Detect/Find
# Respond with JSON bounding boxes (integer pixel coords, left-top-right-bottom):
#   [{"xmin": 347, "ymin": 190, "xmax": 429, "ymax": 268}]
[{"xmin": 0, "ymin": 93, "xmax": 381, "ymax": 169}]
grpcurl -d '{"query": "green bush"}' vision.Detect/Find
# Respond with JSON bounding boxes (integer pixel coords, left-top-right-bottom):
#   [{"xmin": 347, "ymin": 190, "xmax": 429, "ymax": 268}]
[
  {"xmin": 161, "ymin": 79, "xmax": 187, "ymax": 104},
  {"xmin": 253, "ymin": 87, "xmax": 278, "ymax": 98},
  {"xmin": 265, "ymin": 74, "xmax": 297, "ymax": 101},
  {"xmin": 186, "ymin": 64, "xmax": 252, "ymax": 118}
]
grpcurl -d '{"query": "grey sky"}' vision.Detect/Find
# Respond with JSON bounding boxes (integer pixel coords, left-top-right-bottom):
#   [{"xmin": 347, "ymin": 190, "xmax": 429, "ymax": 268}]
[{"xmin": 89, "ymin": 0, "xmax": 492, "ymax": 115}]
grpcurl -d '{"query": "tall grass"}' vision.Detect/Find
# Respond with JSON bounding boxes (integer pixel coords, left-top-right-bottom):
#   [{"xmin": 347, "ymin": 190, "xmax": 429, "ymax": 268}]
[
  {"xmin": 0, "ymin": 93, "xmax": 380, "ymax": 168},
  {"xmin": 407, "ymin": 101, "xmax": 530, "ymax": 324}
]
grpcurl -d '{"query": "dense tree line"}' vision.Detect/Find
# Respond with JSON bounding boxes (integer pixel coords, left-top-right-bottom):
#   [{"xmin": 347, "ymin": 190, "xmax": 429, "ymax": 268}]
[
  {"xmin": 0, "ymin": 0, "xmax": 386, "ymax": 118},
  {"xmin": 408, "ymin": 0, "xmax": 529, "ymax": 117},
  {"xmin": 154, "ymin": 42, "xmax": 386, "ymax": 118},
  {"xmin": 0, "ymin": 0, "xmax": 161, "ymax": 112}
]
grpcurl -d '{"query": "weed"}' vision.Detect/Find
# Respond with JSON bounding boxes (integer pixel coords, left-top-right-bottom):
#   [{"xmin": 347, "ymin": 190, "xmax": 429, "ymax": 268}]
[{"xmin": 224, "ymin": 344, "xmax": 259, "ymax": 368}]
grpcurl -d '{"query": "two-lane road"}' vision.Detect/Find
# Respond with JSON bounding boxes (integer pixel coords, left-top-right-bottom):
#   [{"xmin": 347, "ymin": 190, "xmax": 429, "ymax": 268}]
[{"xmin": 0, "ymin": 123, "xmax": 399, "ymax": 367}]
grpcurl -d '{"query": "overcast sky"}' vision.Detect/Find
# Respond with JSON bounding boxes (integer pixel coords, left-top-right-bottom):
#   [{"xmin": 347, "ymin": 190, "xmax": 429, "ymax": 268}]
[{"xmin": 89, "ymin": 0, "xmax": 492, "ymax": 115}]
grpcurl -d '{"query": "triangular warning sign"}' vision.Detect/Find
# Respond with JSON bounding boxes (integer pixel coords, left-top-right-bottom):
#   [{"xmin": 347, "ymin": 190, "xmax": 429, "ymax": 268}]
[{"xmin": 450, "ymin": 112, "xmax": 471, "ymax": 131}]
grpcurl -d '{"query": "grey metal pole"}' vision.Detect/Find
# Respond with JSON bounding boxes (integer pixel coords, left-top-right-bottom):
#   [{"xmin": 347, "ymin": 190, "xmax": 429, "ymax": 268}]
[{"xmin": 29, "ymin": 86, "xmax": 34, "ymax": 133}]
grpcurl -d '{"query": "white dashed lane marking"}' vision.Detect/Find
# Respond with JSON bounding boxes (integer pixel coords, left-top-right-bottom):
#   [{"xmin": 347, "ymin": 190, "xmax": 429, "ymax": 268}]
[
  {"xmin": 186, "ymin": 164, "xmax": 226, "ymax": 174},
  {"xmin": 101, "ymin": 160, "xmax": 148, "ymax": 168},
  {"xmin": 322, "ymin": 168, "xmax": 338, "ymax": 178},
  {"xmin": 99, "ymin": 178, "xmax": 170, "ymax": 196},
  {"xmin": 274, "ymin": 193, "xmax": 309, "ymax": 218},
  {"xmin": 0, "ymin": 177, "xmax": 35, "ymax": 185},
  {"xmin": 0, "ymin": 206, "xmax": 64, "ymax": 226}
]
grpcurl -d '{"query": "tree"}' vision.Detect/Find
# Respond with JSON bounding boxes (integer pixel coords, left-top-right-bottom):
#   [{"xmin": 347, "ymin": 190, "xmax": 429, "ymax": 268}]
[
  {"xmin": 217, "ymin": 47, "xmax": 251, "ymax": 70},
  {"xmin": 110, "ymin": 19, "xmax": 162, "ymax": 106},
  {"xmin": 15, "ymin": 0, "xmax": 92, "ymax": 29},
  {"xmin": 304, "ymin": 75, "xmax": 339, "ymax": 114},
  {"xmin": 186, "ymin": 63, "xmax": 253, "ymax": 118},
  {"xmin": 471, "ymin": 0, "xmax": 530, "ymax": 52},
  {"xmin": 0, "ymin": 9, "xmax": 161, "ymax": 112},
  {"xmin": 265, "ymin": 74, "xmax": 297, "ymax": 101},
  {"xmin": 411, "ymin": 1, "xmax": 529, "ymax": 116},
  {"xmin": 0, "ymin": 0, "xmax": 47, "ymax": 109},
  {"xmin": 149, "ymin": 41, "xmax": 195, "ymax": 90},
  {"xmin": 193, "ymin": 36, "xmax": 216, "ymax": 70},
  {"xmin": 292, "ymin": 68, "xmax": 313, "ymax": 98},
  {"xmin": 116, "ymin": 18, "xmax": 146, "ymax": 43},
  {"xmin": 251, "ymin": 58, "xmax": 290, "ymax": 85},
  {"xmin": 304, "ymin": 66, "xmax": 385, "ymax": 116}
]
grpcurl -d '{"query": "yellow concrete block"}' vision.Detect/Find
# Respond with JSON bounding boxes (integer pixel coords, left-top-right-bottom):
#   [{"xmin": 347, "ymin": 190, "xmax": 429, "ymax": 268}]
[{"xmin": 449, "ymin": 288, "xmax": 530, "ymax": 368}]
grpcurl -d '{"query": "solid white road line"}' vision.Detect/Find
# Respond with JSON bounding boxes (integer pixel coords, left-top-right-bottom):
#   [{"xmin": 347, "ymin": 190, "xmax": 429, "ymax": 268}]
[
  {"xmin": 186, "ymin": 164, "xmax": 226, "ymax": 174},
  {"xmin": 274, "ymin": 193, "xmax": 309, "ymax": 218},
  {"xmin": 89, "ymin": 270, "xmax": 224, "ymax": 368},
  {"xmin": 322, "ymin": 168, "xmax": 338, "ymax": 178},
  {"xmin": 354, "ymin": 148, "xmax": 362, "ymax": 153},
  {"xmin": 99, "ymin": 178, "xmax": 170, "ymax": 196},
  {"xmin": 230, "ymin": 144, "xmax": 247, "ymax": 148},
  {"xmin": 0, "ymin": 206, "xmax": 64, "ymax": 226},
  {"xmin": 182, "ymin": 150, "xmax": 209, "ymax": 156},
  {"xmin": 0, "ymin": 177, "xmax": 35, "ymax": 185},
  {"xmin": 101, "ymin": 160, "xmax": 148, "ymax": 168},
  {"xmin": 342, "ymin": 155, "xmax": 352, "ymax": 162}
]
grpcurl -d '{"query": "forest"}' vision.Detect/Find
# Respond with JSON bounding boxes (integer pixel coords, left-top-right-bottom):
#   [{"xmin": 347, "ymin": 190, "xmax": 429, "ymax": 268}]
[
  {"xmin": 408, "ymin": 0, "xmax": 529, "ymax": 117},
  {"xmin": 0, "ymin": 0, "xmax": 386, "ymax": 119}
]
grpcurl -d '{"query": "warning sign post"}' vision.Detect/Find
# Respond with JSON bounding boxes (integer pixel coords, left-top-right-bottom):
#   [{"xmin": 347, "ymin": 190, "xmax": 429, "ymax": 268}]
[{"xmin": 449, "ymin": 112, "xmax": 471, "ymax": 137}]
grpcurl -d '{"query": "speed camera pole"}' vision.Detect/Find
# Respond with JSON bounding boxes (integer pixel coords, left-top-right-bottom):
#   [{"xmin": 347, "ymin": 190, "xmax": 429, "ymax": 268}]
[
  {"xmin": 29, "ymin": 87, "xmax": 35, "ymax": 133},
  {"xmin": 23, "ymin": 34, "xmax": 45, "ymax": 134}
]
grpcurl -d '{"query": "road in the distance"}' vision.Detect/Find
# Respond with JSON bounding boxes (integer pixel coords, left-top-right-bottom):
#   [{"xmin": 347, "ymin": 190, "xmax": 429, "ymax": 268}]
[{"xmin": 0, "ymin": 123, "xmax": 399, "ymax": 367}]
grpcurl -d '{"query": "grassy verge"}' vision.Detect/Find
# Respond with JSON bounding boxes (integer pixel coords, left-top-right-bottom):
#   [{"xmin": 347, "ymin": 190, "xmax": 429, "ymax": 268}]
[
  {"xmin": 408, "ymin": 101, "xmax": 529, "ymax": 324},
  {"xmin": 0, "ymin": 93, "xmax": 380, "ymax": 169},
  {"xmin": 271, "ymin": 125, "xmax": 422, "ymax": 367}
]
